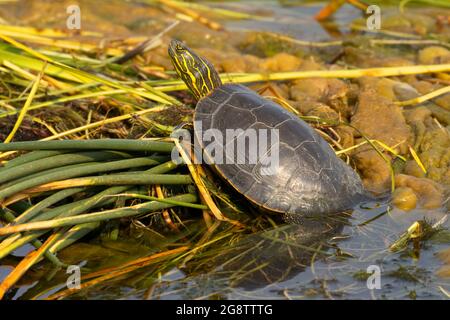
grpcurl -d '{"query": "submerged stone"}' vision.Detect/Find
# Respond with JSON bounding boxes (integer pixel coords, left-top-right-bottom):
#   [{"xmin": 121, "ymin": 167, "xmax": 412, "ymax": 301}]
[
  {"xmin": 395, "ymin": 174, "xmax": 444, "ymax": 209},
  {"xmin": 392, "ymin": 186, "xmax": 418, "ymax": 211}
]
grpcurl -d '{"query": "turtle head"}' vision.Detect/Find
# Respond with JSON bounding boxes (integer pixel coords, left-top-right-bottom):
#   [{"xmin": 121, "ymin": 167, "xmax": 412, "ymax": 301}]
[{"xmin": 168, "ymin": 39, "xmax": 222, "ymax": 100}]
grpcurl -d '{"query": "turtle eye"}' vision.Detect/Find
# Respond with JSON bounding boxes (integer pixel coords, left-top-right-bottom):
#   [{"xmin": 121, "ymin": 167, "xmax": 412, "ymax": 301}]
[{"xmin": 176, "ymin": 44, "xmax": 184, "ymax": 52}]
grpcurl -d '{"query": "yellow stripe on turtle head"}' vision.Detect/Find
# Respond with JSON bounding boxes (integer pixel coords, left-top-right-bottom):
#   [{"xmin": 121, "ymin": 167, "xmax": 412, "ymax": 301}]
[{"xmin": 168, "ymin": 40, "xmax": 222, "ymax": 101}]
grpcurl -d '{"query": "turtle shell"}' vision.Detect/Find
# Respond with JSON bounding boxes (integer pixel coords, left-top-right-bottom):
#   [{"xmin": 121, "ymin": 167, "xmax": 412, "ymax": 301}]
[{"xmin": 194, "ymin": 84, "xmax": 367, "ymax": 218}]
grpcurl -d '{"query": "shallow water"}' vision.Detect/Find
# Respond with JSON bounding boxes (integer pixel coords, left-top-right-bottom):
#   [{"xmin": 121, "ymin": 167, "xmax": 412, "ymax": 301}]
[
  {"xmin": 6, "ymin": 199, "xmax": 447, "ymax": 300},
  {"xmin": 223, "ymin": 1, "xmax": 361, "ymax": 39},
  {"xmin": 68, "ymin": 203, "xmax": 450, "ymax": 299},
  {"xmin": 0, "ymin": 0, "xmax": 449, "ymax": 300}
]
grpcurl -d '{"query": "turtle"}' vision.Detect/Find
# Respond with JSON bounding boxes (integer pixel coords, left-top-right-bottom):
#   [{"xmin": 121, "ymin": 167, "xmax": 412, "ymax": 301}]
[{"xmin": 168, "ymin": 39, "xmax": 370, "ymax": 222}]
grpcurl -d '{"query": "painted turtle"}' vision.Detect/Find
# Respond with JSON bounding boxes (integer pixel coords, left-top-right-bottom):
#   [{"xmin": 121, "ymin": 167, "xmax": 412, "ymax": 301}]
[{"xmin": 168, "ymin": 40, "xmax": 369, "ymax": 221}]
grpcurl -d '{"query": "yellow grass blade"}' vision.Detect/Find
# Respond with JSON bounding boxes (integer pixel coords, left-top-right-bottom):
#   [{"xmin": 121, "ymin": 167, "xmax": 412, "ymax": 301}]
[
  {"xmin": 172, "ymin": 138, "xmax": 243, "ymax": 227},
  {"xmin": 396, "ymin": 85, "xmax": 450, "ymax": 107},
  {"xmin": 230, "ymin": 64, "xmax": 450, "ymax": 83},
  {"xmin": 3, "ymin": 60, "xmax": 49, "ymax": 86},
  {"xmin": 45, "ymin": 246, "xmax": 189, "ymax": 300},
  {"xmin": 439, "ymin": 286, "xmax": 450, "ymax": 298},
  {"xmin": 0, "ymin": 29, "xmax": 121, "ymax": 55},
  {"xmin": 0, "ymin": 228, "xmax": 65, "ymax": 300},
  {"xmin": 0, "ymin": 24, "xmax": 102, "ymax": 37},
  {"xmin": 4, "ymin": 62, "xmax": 46, "ymax": 143},
  {"xmin": 408, "ymin": 145, "xmax": 427, "ymax": 174},
  {"xmin": 0, "ymin": 34, "xmax": 179, "ymax": 105},
  {"xmin": 153, "ymin": 64, "xmax": 450, "ymax": 93}
]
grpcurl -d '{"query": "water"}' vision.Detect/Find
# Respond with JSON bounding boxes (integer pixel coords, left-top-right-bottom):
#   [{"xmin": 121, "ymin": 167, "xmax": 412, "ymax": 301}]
[
  {"xmin": 222, "ymin": 1, "xmax": 362, "ymax": 40},
  {"xmin": 59, "ymin": 202, "xmax": 449, "ymax": 300},
  {"xmin": 5, "ymin": 199, "xmax": 447, "ymax": 300}
]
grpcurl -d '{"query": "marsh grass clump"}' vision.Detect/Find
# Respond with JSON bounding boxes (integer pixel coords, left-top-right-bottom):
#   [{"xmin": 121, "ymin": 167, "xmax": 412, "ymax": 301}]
[
  {"xmin": 352, "ymin": 269, "xmax": 372, "ymax": 281},
  {"xmin": 387, "ymin": 265, "xmax": 429, "ymax": 283},
  {"xmin": 389, "ymin": 219, "xmax": 446, "ymax": 253}
]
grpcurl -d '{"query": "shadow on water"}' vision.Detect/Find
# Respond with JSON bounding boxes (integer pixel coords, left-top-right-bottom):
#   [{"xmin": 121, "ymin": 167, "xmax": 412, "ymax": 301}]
[{"xmin": 184, "ymin": 213, "xmax": 348, "ymax": 291}]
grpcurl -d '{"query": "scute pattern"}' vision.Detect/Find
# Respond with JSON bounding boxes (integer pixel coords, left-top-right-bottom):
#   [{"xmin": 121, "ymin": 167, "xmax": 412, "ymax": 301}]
[{"xmin": 194, "ymin": 84, "xmax": 367, "ymax": 216}]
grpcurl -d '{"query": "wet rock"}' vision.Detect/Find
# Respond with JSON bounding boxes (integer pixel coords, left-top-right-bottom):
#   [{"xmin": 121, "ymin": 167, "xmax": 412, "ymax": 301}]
[
  {"xmin": 381, "ymin": 14, "xmax": 413, "ymax": 30},
  {"xmin": 221, "ymin": 54, "xmax": 262, "ymax": 73},
  {"xmin": 290, "ymin": 78, "xmax": 352, "ymax": 119},
  {"xmin": 394, "ymin": 82, "xmax": 450, "ymax": 126},
  {"xmin": 380, "ymin": 57, "xmax": 415, "ymax": 68},
  {"xmin": 435, "ymin": 93, "xmax": 450, "ymax": 111},
  {"xmin": 437, "ymin": 248, "xmax": 450, "ymax": 278},
  {"xmin": 360, "ymin": 77, "xmax": 398, "ymax": 101},
  {"xmin": 404, "ymin": 107, "xmax": 433, "ymax": 124},
  {"xmin": 353, "ymin": 148, "xmax": 392, "ymax": 193},
  {"xmin": 260, "ymin": 53, "xmax": 302, "ymax": 72},
  {"xmin": 392, "ymin": 187, "xmax": 418, "ymax": 211},
  {"xmin": 394, "ymin": 81, "xmax": 425, "ymax": 100},
  {"xmin": 396, "ymin": 85, "xmax": 450, "ymax": 188},
  {"xmin": 394, "ymin": 174, "xmax": 444, "ymax": 209},
  {"xmin": 406, "ymin": 79, "xmax": 436, "ymax": 95},
  {"xmin": 343, "ymin": 47, "xmax": 413, "ymax": 68},
  {"xmin": 220, "ymin": 55, "xmax": 247, "ymax": 73},
  {"xmin": 403, "ymin": 106, "xmax": 432, "ymax": 149},
  {"xmin": 290, "ymin": 78, "xmax": 329, "ymax": 101},
  {"xmin": 171, "ymin": 22, "xmax": 239, "ymax": 52},
  {"xmin": 0, "ymin": 0, "xmax": 147, "ymax": 36},
  {"xmin": 336, "ymin": 126, "xmax": 355, "ymax": 149},
  {"xmin": 254, "ymin": 83, "xmax": 290, "ymax": 101},
  {"xmin": 305, "ymin": 103, "xmax": 340, "ymax": 121},
  {"xmin": 418, "ymin": 46, "xmax": 450, "ymax": 65},
  {"xmin": 289, "ymin": 97, "xmax": 321, "ymax": 115},
  {"xmin": 427, "ymin": 105, "xmax": 450, "ymax": 127},
  {"xmin": 375, "ymin": 79, "xmax": 398, "ymax": 101},
  {"xmin": 196, "ymin": 48, "xmax": 267, "ymax": 74},
  {"xmin": 239, "ymin": 32, "xmax": 305, "ymax": 58},
  {"xmin": 419, "ymin": 128, "xmax": 450, "ymax": 186},
  {"xmin": 382, "ymin": 13, "xmax": 436, "ymax": 36},
  {"xmin": 404, "ymin": 160, "xmax": 426, "ymax": 179},
  {"xmin": 325, "ymin": 79, "xmax": 352, "ymax": 119},
  {"xmin": 298, "ymin": 56, "xmax": 324, "ymax": 71},
  {"xmin": 197, "ymin": 48, "xmax": 301, "ymax": 73},
  {"xmin": 351, "ymin": 83, "xmax": 412, "ymax": 154},
  {"xmin": 343, "ymin": 47, "xmax": 374, "ymax": 68}
]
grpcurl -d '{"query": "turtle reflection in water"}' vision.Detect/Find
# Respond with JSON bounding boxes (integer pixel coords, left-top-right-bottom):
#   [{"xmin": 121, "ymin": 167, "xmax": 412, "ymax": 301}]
[
  {"xmin": 183, "ymin": 214, "xmax": 349, "ymax": 291},
  {"xmin": 168, "ymin": 39, "xmax": 371, "ymax": 222}
]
